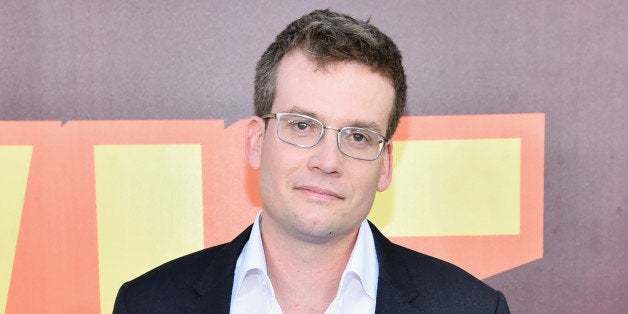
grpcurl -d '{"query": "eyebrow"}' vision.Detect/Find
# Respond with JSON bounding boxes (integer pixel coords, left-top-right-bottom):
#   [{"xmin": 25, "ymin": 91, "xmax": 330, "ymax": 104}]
[
  {"xmin": 285, "ymin": 106, "xmax": 319, "ymax": 119},
  {"xmin": 284, "ymin": 105, "xmax": 385, "ymax": 134}
]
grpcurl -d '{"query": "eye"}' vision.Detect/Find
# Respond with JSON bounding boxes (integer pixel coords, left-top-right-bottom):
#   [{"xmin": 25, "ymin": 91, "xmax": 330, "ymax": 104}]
[
  {"xmin": 345, "ymin": 129, "xmax": 373, "ymax": 145},
  {"xmin": 351, "ymin": 133, "xmax": 367, "ymax": 142},
  {"xmin": 295, "ymin": 121, "xmax": 309, "ymax": 130},
  {"xmin": 287, "ymin": 118, "xmax": 316, "ymax": 133}
]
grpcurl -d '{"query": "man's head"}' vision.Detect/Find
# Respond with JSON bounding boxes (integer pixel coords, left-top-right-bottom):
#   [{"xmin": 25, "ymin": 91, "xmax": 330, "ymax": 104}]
[
  {"xmin": 254, "ymin": 9, "xmax": 406, "ymax": 138},
  {"xmin": 246, "ymin": 9, "xmax": 403, "ymax": 243}
]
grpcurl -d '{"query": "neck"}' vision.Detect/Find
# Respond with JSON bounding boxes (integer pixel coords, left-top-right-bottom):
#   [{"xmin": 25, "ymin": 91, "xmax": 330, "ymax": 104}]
[{"xmin": 259, "ymin": 216, "xmax": 360, "ymax": 313}]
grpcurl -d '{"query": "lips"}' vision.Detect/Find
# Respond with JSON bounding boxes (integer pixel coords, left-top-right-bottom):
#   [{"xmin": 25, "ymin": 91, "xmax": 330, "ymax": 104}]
[{"xmin": 294, "ymin": 185, "xmax": 345, "ymax": 200}]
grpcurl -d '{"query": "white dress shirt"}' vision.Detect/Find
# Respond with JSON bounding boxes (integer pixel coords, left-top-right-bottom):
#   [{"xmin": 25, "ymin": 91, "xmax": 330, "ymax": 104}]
[{"xmin": 230, "ymin": 212, "xmax": 379, "ymax": 313}]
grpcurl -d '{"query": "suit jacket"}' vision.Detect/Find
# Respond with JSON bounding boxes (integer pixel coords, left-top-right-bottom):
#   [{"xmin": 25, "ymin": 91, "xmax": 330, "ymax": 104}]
[{"xmin": 114, "ymin": 222, "xmax": 510, "ymax": 313}]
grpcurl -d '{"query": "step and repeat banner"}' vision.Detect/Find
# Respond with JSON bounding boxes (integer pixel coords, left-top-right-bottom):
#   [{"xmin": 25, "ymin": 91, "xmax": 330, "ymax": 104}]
[{"xmin": 1, "ymin": 1, "xmax": 625, "ymax": 313}]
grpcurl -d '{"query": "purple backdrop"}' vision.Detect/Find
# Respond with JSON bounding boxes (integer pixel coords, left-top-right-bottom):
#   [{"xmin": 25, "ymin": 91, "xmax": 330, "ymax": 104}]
[{"xmin": 1, "ymin": 1, "xmax": 626, "ymax": 312}]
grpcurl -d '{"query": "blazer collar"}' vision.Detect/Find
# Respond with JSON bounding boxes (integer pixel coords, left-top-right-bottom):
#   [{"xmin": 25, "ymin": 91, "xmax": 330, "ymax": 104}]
[
  {"xmin": 185, "ymin": 225, "xmax": 253, "ymax": 314},
  {"xmin": 369, "ymin": 221, "xmax": 424, "ymax": 313},
  {"xmin": 184, "ymin": 222, "xmax": 422, "ymax": 313}
]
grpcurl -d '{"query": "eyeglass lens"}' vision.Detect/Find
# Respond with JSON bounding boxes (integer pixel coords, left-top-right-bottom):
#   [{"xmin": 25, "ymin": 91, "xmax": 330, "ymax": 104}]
[{"xmin": 275, "ymin": 113, "xmax": 385, "ymax": 160}]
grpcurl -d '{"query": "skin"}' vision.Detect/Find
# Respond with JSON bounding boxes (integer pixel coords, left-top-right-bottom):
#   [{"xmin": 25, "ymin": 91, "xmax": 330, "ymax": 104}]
[{"xmin": 244, "ymin": 50, "xmax": 395, "ymax": 312}]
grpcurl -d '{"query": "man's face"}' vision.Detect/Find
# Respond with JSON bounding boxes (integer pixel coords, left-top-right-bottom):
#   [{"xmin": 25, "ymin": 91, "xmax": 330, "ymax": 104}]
[{"xmin": 246, "ymin": 50, "xmax": 395, "ymax": 243}]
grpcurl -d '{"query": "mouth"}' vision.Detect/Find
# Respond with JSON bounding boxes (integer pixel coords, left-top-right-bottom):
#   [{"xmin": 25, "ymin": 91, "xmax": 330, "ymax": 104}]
[{"xmin": 294, "ymin": 185, "xmax": 345, "ymax": 201}]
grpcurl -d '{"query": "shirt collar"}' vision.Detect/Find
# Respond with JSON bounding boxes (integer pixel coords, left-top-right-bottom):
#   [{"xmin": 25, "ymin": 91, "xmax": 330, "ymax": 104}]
[
  {"xmin": 232, "ymin": 211, "xmax": 379, "ymax": 301},
  {"xmin": 338, "ymin": 219, "xmax": 379, "ymax": 301},
  {"xmin": 232, "ymin": 211, "xmax": 271, "ymax": 299}
]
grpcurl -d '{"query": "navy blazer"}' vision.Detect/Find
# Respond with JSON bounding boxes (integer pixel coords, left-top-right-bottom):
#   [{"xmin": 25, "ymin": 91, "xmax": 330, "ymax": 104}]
[{"xmin": 114, "ymin": 222, "xmax": 510, "ymax": 313}]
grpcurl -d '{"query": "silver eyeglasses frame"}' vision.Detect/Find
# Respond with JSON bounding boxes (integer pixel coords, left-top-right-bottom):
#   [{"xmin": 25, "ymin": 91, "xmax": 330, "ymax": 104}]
[{"xmin": 261, "ymin": 112, "xmax": 389, "ymax": 161}]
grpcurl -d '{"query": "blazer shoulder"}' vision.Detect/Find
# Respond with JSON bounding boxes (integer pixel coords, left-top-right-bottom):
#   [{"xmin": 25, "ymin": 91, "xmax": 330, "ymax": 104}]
[
  {"xmin": 129, "ymin": 243, "xmax": 228, "ymax": 288},
  {"xmin": 114, "ymin": 225, "xmax": 253, "ymax": 313},
  {"xmin": 385, "ymin": 241, "xmax": 490, "ymax": 289},
  {"xmin": 370, "ymin": 222, "xmax": 510, "ymax": 313},
  {"xmin": 113, "ymin": 244, "xmax": 228, "ymax": 313}
]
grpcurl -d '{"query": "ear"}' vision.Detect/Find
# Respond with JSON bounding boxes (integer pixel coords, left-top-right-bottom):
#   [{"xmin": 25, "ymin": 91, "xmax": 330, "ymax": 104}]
[
  {"xmin": 245, "ymin": 116, "xmax": 265, "ymax": 169},
  {"xmin": 377, "ymin": 141, "xmax": 393, "ymax": 192}
]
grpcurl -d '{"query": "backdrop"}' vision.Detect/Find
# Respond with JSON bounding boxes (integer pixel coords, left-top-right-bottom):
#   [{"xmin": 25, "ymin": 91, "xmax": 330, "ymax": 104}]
[{"xmin": 1, "ymin": 1, "xmax": 626, "ymax": 313}]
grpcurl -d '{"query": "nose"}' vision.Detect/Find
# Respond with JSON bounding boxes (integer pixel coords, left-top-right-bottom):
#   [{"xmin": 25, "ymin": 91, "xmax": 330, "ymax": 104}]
[{"xmin": 306, "ymin": 128, "xmax": 344, "ymax": 176}]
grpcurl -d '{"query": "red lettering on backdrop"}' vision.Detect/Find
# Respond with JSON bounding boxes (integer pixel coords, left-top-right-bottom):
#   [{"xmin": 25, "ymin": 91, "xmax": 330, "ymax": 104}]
[
  {"xmin": 2, "ymin": 120, "xmax": 261, "ymax": 313},
  {"xmin": 3, "ymin": 122, "xmax": 100, "ymax": 313},
  {"xmin": 390, "ymin": 114, "xmax": 544, "ymax": 279},
  {"xmin": 1, "ymin": 114, "xmax": 544, "ymax": 312}
]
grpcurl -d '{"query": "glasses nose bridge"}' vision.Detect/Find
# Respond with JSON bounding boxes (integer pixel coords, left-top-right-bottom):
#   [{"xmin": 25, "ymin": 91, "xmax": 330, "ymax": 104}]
[
  {"xmin": 322, "ymin": 125, "xmax": 341, "ymax": 133},
  {"xmin": 318, "ymin": 125, "xmax": 342, "ymax": 144},
  {"xmin": 308, "ymin": 124, "xmax": 340, "ymax": 152},
  {"xmin": 310, "ymin": 124, "xmax": 345, "ymax": 161}
]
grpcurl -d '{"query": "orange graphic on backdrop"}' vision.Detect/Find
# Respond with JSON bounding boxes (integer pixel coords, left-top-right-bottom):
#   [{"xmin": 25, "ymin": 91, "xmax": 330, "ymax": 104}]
[{"xmin": 0, "ymin": 114, "xmax": 544, "ymax": 313}]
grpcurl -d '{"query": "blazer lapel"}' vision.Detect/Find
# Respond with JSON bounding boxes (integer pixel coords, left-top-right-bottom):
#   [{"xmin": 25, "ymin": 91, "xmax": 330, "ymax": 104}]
[
  {"xmin": 183, "ymin": 222, "xmax": 425, "ymax": 312},
  {"xmin": 370, "ymin": 222, "xmax": 426, "ymax": 313},
  {"xmin": 185, "ymin": 225, "xmax": 253, "ymax": 314}
]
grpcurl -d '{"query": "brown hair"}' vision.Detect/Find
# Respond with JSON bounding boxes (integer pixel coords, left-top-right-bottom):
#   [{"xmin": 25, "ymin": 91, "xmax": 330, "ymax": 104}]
[{"xmin": 254, "ymin": 9, "xmax": 407, "ymax": 137}]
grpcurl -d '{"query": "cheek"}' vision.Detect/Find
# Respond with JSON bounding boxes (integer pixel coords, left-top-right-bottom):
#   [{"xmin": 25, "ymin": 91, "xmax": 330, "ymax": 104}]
[
  {"xmin": 351, "ymin": 165, "xmax": 383, "ymax": 198},
  {"xmin": 258, "ymin": 141, "xmax": 301, "ymax": 184},
  {"xmin": 257, "ymin": 151, "xmax": 286, "ymax": 208},
  {"xmin": 259, "ymin": 146, "xmax": 282, "ymax": 184}
]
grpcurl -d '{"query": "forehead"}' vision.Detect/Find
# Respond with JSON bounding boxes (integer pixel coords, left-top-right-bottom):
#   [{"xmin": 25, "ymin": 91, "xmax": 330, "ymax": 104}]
[{"xmin": 273, "ymin": 51, "xmax": 394, "ymax": 131}]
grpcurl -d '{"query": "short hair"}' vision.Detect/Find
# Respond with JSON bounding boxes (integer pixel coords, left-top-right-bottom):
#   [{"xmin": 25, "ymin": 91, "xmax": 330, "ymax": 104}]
[{"xmin": 254, "ymin": 9, "xmax": 407, "ymax": 138}]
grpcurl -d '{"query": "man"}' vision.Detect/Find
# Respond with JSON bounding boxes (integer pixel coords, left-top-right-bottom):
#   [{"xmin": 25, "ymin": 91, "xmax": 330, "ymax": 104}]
[{"xmin": 114, "ymin": 9, "xmax": 510, "ymax": 313}]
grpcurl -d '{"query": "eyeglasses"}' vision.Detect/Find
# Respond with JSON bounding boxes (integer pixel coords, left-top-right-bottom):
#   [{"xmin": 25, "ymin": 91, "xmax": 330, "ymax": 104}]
[{"xmin": 261, "ymin": 112, "xmax": 388, "ymax": 161}]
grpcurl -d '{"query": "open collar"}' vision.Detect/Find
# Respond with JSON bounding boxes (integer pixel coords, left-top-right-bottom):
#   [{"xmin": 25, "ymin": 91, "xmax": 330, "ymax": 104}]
[{"xmin": 184, "ymin": 221, "xmax": 423, "ymax": 313}]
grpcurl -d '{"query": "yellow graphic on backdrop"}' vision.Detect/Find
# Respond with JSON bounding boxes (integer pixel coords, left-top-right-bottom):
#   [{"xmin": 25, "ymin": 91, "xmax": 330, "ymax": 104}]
[
  {"xmin": 0, "ymin": 146, "xmax": 32, "ymax": 313},
  {"xmin": 370, "ymin": 138, "xmax": 521, "ymax": 236},
  {"xmin": 95, "ymin": 145, "xmax": 205, "ymax": 314},
  {"xmin": 1, "ymin": 115, "xmax": 544, "ymax": 312}
]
